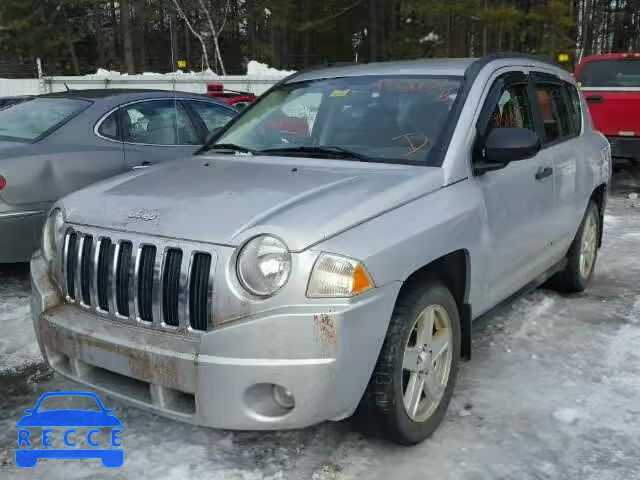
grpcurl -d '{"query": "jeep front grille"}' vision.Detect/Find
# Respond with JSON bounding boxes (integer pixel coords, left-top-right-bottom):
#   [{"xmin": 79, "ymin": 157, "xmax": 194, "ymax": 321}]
[
  {"xmin": 62, "ymin": 228, "xmax": 215, "ymax": 332},
  {"xmin": 162, "ymin": 248, "xmax": 183, "ymax": 327}
]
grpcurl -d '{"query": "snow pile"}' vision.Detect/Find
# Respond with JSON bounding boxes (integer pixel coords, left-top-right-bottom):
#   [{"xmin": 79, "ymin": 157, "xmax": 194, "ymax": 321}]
[
  {"xmin": 83, "ymin": 68, "xmax": 126, "ymax": 78},
  {"xmin": 83, "ymin": 62, "xmax": 292, "ymax": 79},
  {"xmin": 85, "ymin": 68, "xmax": 219, "ymax": 78},
  {"xmin": 246, "ymin": 60, "xmax": 295, "ymax": 78}
]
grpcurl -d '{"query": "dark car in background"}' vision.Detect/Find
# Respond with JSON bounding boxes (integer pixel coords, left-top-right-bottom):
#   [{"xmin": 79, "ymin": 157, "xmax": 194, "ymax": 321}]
[
  {"xmin": 576, "ymin": 52, "xmax": 640, "ymax": 164},
  {"xmin": 0, "ymin": 89, "xmax": 237, "ymax": 262}
]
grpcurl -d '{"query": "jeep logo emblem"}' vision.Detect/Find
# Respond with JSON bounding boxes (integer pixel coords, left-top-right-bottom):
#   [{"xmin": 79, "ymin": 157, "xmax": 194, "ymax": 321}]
[{"xmin": 127, "ymin": 210, "xmax": 157, "ymax": 221}]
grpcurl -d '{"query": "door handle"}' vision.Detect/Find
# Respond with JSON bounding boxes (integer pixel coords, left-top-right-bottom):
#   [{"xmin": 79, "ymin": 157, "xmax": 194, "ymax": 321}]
[
  {"xmin": 586, "ymin": 95, "xmax": 604, "ymax": 104},
  {"xmin": 535, "ymin": 166, "xmax": 553, "ymax": 180}
]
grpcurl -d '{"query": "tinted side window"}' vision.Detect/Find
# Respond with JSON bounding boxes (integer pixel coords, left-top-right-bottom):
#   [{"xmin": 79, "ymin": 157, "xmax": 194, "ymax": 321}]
[
  {"xmin": 564, "ymin": 83, "xmax": 582, "ymax": 136},
  {"xmin": 189, "ymin": 101, "xmax": 236, "ymax": 132},
  {"xmin": 486, "ymin": 83, "xmax": 534, "ymax": 134},
  {"xmin": 121, "ymin": 100, "xmax": 199, "ymax": 145},
  {"xmin": 98, "ymin": 111, "xmax": 119, "ymax": 140},
  {"xmin": 534, "ymin": 83, "xmax": 571, "ymax": 144}
]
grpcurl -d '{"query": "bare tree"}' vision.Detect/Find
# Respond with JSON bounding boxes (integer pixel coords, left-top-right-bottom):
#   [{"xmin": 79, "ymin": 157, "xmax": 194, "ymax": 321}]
[
  {"xmin": 198, "ymin": 0, "xmax": 230, "ymax": 75},
  {"xmin": 172, "ymin": 0, "xmax": 211, "ymax": 71},
  {"xmin": 120, "ymin": 0, "xmax": 135, "ymax": 73},
  {"xmin": 172, "ymin": 0, "xmax": 230, "ymax": 74}
]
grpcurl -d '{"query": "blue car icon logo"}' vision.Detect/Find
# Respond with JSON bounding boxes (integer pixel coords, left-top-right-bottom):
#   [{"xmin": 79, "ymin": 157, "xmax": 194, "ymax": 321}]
[{"xmin": 15, "ymin": 391, "xmax": 123, "ymax": 468}]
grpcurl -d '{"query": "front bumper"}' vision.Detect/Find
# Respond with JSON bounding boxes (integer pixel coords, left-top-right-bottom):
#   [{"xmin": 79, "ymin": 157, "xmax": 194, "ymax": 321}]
[
  {"xmin": 607, "ymin": 136, "xmax": 640, "ymax": 162},
  {"xmin": 31, "ymin": 254, "xmax": 400, "ymax": 429}
]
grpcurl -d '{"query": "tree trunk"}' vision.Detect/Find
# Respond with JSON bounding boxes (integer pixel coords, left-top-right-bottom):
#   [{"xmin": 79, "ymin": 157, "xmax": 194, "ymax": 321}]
[
  {"xmin": 303, "ymin": 0, "xmax": 310, "ymax": 67},
  {"xmin": 482, "ymin": 0, "xmax": 488, "ymax": 56},
  {"xmin": 184, "ymin": 11, "xmax": 191, "ymax": 64},
  {"xmin": 212, "ymin": 36, "xmax": 226, "ymax": 75},
  {"xmin": 110, "ymin": 0, "xmax": 120, "ymax": 66},
  {"xmin": 198, "ymin": 0, "xmax": 227, "ymax": 74},
  {"xmin": 368, "ymin": 0, "xmax": 380, "ymax": 61},
  {"xmin": 67, "ymin": 36, "xmax": 81, "ymax": 75},
  {"xmin": 133, "ymin": 0, "xmax": 148, "ymax": 72},
  {"xmin": 169, "ymin": 9, "xmax": 178, "ymax": 70},
  {"xmin": 120, "ymin": 0, "xmax": 135, "ymax": 73},
  {"xmin": 447, "ymin": 2, "xmax": 453, "ymax": 57},
  {"xmin": 172, "ymin": 0, "xmax": 210, "ymax": 70},
  {"xmin": 92, "ymin": 4, "xmax": 106, "ymax": 69},
  {"xmin": 247, "ymin": 0, "xmax": 256, "ymax": 59}
]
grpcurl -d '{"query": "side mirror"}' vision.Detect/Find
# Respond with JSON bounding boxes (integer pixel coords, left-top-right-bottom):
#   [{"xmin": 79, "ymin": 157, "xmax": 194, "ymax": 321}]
[{"xmin": 475, "ymin": 128, "xmax": 541, "ymax": 175}]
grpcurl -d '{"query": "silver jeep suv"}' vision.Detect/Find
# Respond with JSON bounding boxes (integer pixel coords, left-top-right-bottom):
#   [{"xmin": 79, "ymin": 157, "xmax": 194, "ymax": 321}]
[{"xmin": 31, "ymin": 55, "xmax": 610, "ymax": 444}]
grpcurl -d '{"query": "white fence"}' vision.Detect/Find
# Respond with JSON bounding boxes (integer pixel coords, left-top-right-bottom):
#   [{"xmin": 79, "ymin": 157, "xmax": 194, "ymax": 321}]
[
  {"xmin": 0, "ymin": 78, "xmax": 42, "ymax": 97},
  {"xmin": 0, "ymin": 74, "xmax": 285, "ymax": 97}
]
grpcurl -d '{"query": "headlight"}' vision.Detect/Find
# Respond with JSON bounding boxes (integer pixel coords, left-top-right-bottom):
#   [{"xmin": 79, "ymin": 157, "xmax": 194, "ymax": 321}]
[
  {"xmin": 236, "ymin": 235, "xmax": 291, "ymax": 297},
  {"xmin": 42, "ymin": 208, "xmax": 66, "ymax": 270},
  {"xmin": 307, "ymin": 253, "xmax": 374, "ymax": 298}
]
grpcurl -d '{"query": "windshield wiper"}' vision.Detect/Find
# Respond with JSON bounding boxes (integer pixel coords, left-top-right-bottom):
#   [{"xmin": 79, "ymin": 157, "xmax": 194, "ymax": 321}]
[
  {"xmin": 259, "ymin": 146, "xmax": 372, "ymax": 162},
  {"xmin": 202, "ymin": 143, "xmax": 255, "ymax": 154}
]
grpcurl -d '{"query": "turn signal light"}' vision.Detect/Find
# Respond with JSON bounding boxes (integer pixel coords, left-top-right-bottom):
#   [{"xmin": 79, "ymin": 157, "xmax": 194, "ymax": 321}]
[
  {"xmin": 0, "ymin": 175, "xmax": 6, "ymax": 191},
  {"xmin": 307, "ymin": 253, "xmax": 374, "ymax": 298}
]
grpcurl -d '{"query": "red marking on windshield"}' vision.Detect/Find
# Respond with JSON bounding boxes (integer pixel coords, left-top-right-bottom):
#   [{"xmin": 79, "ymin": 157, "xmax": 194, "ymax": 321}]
[{"xmin": 392, "ymin": 133, "xmax": 429, "ymax": 156}]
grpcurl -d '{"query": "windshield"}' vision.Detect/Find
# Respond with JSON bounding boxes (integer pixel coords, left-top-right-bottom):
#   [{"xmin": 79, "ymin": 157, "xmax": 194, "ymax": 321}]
[
  {"xmin": 577, "ymin": 59, "xmax": 640, "ymax": 88},
  {"xmin": 0, "ymin": 97, "xmax": 89, "ymax": 142},
  {"xmin": 209, "ymin": 75, "xmax": 462, "ymax": 165}
]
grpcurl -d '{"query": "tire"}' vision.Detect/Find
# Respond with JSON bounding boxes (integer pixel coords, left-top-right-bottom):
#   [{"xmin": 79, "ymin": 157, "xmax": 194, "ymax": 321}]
[
  {"xmin": 358, "ymin": 277, "xmax": 461, "ymax": 445},
  {"xmin": 549, "ymin": 200, "xmax": 600, "ymax": 293}
]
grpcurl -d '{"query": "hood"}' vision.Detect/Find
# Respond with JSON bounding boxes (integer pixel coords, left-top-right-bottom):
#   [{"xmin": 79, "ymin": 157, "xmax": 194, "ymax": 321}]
[{"xmin": 62, "ymin": 156, "xmax": 444, "ymax": 251}]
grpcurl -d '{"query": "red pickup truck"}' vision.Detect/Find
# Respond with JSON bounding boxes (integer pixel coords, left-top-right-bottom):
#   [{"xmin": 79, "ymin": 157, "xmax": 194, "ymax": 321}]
[{"xmin": 575, "ymin": 52, "xmax": 640, "ymax": 164}]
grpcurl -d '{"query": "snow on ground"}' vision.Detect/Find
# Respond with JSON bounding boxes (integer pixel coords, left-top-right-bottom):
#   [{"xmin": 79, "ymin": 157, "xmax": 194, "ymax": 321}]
[
  {"xmin": 0, "ymin": 265, "xmax": 42, "ymax": 376},
  {"xmin": 82, "ymin": 61, "xmax": 294, "ymax": 79},
  {"xmin": 0, "ymin": 168, "xmax": 639, "ymax": 479}
]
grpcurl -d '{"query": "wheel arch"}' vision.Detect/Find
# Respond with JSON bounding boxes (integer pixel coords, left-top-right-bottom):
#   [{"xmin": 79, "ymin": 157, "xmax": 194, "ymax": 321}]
[{"xmin": 397, "ymin": 249, "xmax": 472, "ymax": 360}]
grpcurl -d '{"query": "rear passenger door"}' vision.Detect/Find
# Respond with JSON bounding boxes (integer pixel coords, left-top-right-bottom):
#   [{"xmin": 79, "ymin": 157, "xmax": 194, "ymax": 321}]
[
  {"xmin": 472, "ymin": 71, "xmax": 557, "ymax": 305},
  {"xmin": 120, "ymin": 99, "xmax": 202, "ymax": 169},
  {"xmin": 530, "ymin": 73, "xmax": 583, "ymax": 256}
]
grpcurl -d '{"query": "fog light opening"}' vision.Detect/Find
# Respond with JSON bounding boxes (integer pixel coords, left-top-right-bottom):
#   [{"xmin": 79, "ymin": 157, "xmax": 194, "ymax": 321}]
[
  {"xmin": 272, "ymin": 385, "xmax": 295, "ymax": 410},
  {"xmin": 244, "ymin": 383, "xmax": 296, "ymax": 419}
]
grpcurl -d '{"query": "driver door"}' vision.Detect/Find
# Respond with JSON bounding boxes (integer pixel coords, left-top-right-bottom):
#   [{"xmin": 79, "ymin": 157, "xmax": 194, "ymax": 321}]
[{"xmin": 473, "ymin": 72, "xmax": 556, "ymax": 306}]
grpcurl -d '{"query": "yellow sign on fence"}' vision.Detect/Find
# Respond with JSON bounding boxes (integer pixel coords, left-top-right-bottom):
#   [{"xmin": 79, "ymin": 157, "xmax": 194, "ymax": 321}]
[
  {"xmin": 177, "ymin": 60, "xmax": 187, "ymax": 69},
  {"xmin": 557, "ymin": 52, "xmax": 570, "ymax": 63}
]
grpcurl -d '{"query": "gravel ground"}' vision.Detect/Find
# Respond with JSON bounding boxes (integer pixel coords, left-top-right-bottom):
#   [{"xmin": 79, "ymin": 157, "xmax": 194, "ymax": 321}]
[{"xmin": 0, "ymin": 167, "xmax": 638, "ymax": 479}]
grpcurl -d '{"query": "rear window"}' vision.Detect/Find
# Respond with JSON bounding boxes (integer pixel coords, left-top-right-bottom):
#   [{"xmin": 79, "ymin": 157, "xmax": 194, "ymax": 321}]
[
  {"xmin": 0, "ymin": 97, "xmax": 89, "ymax": 142},
  {"xmin": 577, "ymin": 59, "xmax": 640, "ymax": 87}
]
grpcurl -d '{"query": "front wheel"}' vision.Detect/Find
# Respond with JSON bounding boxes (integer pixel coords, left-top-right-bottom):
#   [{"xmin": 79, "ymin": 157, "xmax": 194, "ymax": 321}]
[{"xmin": 358, "ymin": 278, "xmax": 461, "ymax": 445}]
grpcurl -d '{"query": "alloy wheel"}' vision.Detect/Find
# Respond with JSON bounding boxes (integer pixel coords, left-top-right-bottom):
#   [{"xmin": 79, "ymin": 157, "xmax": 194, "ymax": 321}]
[{"xmin": 402, "ymin": 304, "xmax": 453, "ymax": 422}]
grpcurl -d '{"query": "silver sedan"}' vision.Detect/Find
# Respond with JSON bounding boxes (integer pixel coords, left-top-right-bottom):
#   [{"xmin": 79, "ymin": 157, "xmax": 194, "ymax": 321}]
[{"xmin": 0, "ymin": 89, "xmax": 237, "ymax": 262}]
